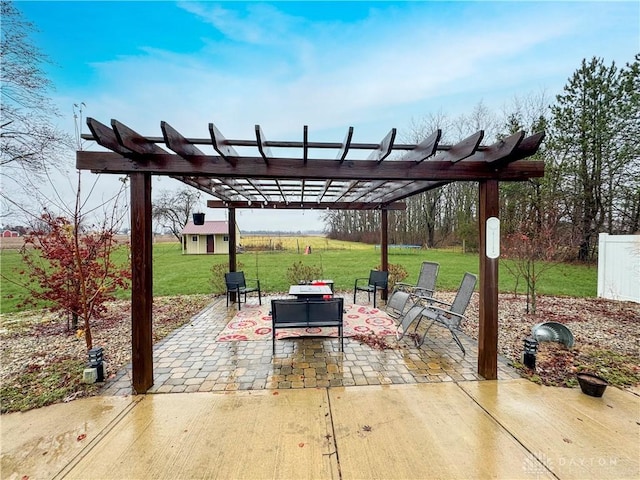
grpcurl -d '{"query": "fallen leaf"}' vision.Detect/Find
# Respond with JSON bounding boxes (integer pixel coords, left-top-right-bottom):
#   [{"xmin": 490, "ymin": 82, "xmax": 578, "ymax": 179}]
[
  {"xmin": 563, "ymin": 438, "xmax": 572, "ymax": 443},
  {"xmin": 77, "ymin": 434, "xmax": 86, "ymax": 441},
  {"xmin": 362, "ymin": 425, "xmax": 372, "ymax": 432},
  {"xmin": 298, "ymin": 442, "xmax": 305, "ymax": 447}
]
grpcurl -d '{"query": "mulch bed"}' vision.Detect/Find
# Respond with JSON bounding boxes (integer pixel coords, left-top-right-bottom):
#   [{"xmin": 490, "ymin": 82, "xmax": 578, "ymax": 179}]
[{"xmin": 1, "ymin": 293, "xmax": 638, "ymax": 413}]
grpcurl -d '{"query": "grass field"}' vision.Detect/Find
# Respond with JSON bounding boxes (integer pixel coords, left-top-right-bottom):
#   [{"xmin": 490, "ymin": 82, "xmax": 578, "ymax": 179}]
[{"xmin": 0, "ymin": 236, "xmax": 597, "ymax": 314}]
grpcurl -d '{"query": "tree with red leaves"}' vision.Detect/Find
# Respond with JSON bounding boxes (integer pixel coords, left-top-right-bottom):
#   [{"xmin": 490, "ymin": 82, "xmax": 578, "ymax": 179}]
[{"xmin": 18, "ymin": 209, "xmax": 130, "ymax": 350}]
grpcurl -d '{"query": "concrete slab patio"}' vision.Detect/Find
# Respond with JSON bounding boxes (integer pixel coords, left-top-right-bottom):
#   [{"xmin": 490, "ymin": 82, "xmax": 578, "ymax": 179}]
[{"xmin": 2, "ymin": 380, "xmax": 638, "ymax": 479}]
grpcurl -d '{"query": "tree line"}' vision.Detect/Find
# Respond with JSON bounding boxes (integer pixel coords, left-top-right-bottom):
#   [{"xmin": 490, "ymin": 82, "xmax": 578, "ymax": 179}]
[{"xmin": 324, "ymin": 56, "xmax": 640, "ymax": 262}]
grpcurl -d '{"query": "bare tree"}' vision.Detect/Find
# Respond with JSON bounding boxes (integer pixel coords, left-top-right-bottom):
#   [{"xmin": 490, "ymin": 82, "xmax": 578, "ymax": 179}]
[
  {"xmin": 0, "ymin": 1, "xmax": 71, "ymax": 176},
  {"xmin": 152, "ymin": 188, "xmax": 202, "ymax": 240}
]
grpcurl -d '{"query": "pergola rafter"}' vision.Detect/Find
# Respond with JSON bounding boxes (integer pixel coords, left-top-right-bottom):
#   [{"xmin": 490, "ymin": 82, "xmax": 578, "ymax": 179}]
[{"xmin": 78, "ymin": 117, "xmax": 545, "ymax": 393}]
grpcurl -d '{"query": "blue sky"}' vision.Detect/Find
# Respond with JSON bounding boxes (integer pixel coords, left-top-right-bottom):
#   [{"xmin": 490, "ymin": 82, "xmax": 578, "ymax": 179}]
[{"xmin": 14, "ymin": 1, "xmax": 640, "ymax": 231}]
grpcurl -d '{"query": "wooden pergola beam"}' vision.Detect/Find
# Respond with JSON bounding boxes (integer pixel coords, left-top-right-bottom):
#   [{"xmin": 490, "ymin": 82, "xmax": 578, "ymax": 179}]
[
  {"xmin": 303, "ymin": 125, "xmax": 309, "ymax": 163},
  {"xmin": 162, "ymin": 121, "xmax": 205, "ymax": 157},
  {"xmin": 209, "ymin": 122, "xmax": 239, "ymax": 165},
  {"xmin": 77, "ymin": 151, "xmax": 544, "ymax": 181},
  {"xmin": 255, "ymin": 125, "xmax": 272, "ymax": 163},
  {"xmin": 336, "ymin": 126, "xmax": 354, "ymax": 162},
  {"xmin": 112, "ymin": 120, "xmax": 167, "ymax": 155},
  {"xmin": 368, "ymin": 128, "xmax": 397, "ymax": 162},
  {"xmin": 206, "ymin": 200, "xmax": 407, "ymax": 210},
  {"xmin": 399, "ymin": 129, "xmax": 442, "ymax": 163},
  {"xmin": 433, "ymin": 130, "xmax": 483, "ymax": 163},
  {"xmin": 366, "ymin": 132, "xmax": 544, "ymax": 204},
  {"xmin": 86, "ymin": 118, "xmax": 134, "ymax": 155}
]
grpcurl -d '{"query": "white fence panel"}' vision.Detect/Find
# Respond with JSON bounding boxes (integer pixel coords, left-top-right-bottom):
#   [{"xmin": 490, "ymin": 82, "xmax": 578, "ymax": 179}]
[{"xmin": 597, "ymin": 233, "xmax": 640, "ymax": 303}]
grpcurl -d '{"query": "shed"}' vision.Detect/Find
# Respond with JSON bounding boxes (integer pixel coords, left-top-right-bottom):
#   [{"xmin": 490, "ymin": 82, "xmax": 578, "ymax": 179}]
[{"xmin": 181, "ymin": 220, "xmax": 239, "ymax": 255}]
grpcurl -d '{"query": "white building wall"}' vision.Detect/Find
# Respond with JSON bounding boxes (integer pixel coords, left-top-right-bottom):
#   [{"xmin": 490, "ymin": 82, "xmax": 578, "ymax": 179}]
[{"xmin": 597, "ymin": 233, "xmax": 640, "ymax": 303}]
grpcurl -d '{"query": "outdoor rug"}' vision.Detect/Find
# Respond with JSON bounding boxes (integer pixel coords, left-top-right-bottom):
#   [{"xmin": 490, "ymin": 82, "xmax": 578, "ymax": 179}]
[{"xmin": 216, "ymin": 303, "xmax": 396, "ymax": 342}]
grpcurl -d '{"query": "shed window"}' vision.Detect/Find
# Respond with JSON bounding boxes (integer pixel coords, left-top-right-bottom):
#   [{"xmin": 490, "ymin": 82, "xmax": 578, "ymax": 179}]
[
  {"xmin": 223, "ymin": 235, "xmax": 229, "ymax": 242},
  {"xmin": 192, "ymin": 236, "xmax": 198, "ymax": 242}
]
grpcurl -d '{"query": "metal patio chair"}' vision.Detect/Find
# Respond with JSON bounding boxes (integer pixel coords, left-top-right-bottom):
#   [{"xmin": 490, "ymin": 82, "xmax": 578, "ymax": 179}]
[
  {"xmin": 353, "ymin": 270, "xmax": 389, "ymax": 308},
  {"xmin": 413, "ymin": 272, "xmax": 477, "ymax": 355},
  {"xmin": 395, "ymin": 261, "xmax": 439, "ymax": 301},
  {"xmin": 225, "ymin": 271, "xmax": 261, "ymax": 310},
  {"xmin": 395, "ymin": 272, "xmax": 477, "ymax": 355}
]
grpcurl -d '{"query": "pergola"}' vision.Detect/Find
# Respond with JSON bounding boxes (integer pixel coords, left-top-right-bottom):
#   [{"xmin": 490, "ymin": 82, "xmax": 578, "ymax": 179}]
[{"xmin": 77, "ymin": 118, "xmax": 544, "ymax": 393}]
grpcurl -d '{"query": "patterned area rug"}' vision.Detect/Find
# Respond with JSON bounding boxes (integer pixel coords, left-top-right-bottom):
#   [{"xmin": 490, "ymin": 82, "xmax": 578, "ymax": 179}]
[{"xmin": 216, "ymin": 303, "xmax": 396, "ymax": 342}]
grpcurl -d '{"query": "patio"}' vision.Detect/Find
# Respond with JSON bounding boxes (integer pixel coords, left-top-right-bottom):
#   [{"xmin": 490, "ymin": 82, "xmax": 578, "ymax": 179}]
[
  {"xmin": 101, "ymin": 294, "xmax": 521, "ymax": 396},
  {"xmin": 3, "ymin": 296, "xmax": 639, "ymax": 479},
  {"xmin": 3, "ymin": 381, "xmax": 638, "ymax": 479}
]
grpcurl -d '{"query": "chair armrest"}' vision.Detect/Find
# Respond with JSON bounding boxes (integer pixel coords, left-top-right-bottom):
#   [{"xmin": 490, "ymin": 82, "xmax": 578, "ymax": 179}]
[
  {"xmin": 415, "ymin": 287, "xmax": 435, "ymax": 296},
  {"xmin": 422, "ymin": 304, "xmax": 466, "ymax": 327},
  {"xmin": 428, "ymin": 297, "xmax": 452, "ymax": 308},
  {"xmin": 413, "ymin": 294, "xmax": 451, "ymax": 308}
]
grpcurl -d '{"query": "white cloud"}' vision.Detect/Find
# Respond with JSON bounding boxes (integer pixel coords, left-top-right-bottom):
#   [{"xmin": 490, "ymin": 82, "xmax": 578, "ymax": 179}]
[
  {"xmin": 76, "ymin": 2, "xmax": 614, "ymax": 142},
  {"xmin": 41, "ymin": 1, "xmax": 638, "ymax": 230}
]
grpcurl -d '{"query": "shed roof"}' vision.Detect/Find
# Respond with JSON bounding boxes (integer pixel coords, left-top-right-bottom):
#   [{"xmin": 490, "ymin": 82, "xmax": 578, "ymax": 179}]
[{"xmin": 181, "ymin": 220, "xmax": 230, "ymax": 235}]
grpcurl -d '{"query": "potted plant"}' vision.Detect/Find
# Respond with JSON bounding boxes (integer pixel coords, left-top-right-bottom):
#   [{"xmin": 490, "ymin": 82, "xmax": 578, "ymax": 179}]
[{"xmin": 193, "ymin": 212, "xmax": 205, "ymax": 225}]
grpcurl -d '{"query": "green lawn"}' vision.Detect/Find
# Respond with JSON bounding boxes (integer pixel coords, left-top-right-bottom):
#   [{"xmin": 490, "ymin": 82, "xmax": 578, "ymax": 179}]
[{"xmin": 0, "ymin": 238, "xmax": 597, "ymax": 314}]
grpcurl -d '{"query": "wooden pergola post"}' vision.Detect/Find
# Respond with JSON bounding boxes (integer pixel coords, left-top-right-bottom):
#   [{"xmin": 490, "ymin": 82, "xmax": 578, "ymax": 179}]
[
  {"xmin": 228, "ymin": 207, "xmax": 237, "ymax": 272},
  {"xmin": 478, "ymin": 179, "xmax": 499, "ymax": 379},
  {"xmin": 130, "ymin": 172, "xmax": 154, "ymax": 393},
  {"xmin": 381, "ymin": 209, "xmax": 389, "ymax": 300},
  {"xmin": 227, "ymin": 207, "xmax": 237, "ymax": 304}
]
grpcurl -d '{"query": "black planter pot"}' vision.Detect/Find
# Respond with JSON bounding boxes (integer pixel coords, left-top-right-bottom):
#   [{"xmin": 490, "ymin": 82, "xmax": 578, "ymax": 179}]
[
  {"xmin": 193, "ymin": 213, "xmax": 205, "ymax": 225},
  {"xmin": 577, "ymin": 373, "xmax": 608, "ymax": 397}
]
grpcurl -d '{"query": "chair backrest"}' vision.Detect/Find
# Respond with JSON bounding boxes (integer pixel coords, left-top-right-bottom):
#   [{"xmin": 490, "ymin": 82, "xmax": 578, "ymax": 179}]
[
  {"xmin": 307, "ymin": 298, "xmax": 344, "ymax": 323},
  {"xmin": 368, "ymin": 270, "xmax": 389, "ymax": 288},
  {"xmin": 415, "ymin": 261, "xmax": 439, "ymax": 296},
  {"xmin": 450, "ymin": 272, "xmax": 477, "ymax": 316},
  {"xmin": 225, "ymin": 271, "xmax": 246, "ymax": 289},
  {"xmin": 386, "ymin": 290, "xmax": 411, "ymax": 318},
  {"xmin": 271, "ymin": 299, "xmax": 307, "ymax": 325}
]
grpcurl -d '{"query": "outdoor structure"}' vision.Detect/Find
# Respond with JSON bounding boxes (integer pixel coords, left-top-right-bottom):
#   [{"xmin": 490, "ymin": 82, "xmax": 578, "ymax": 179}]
[
  {"xmin": 181, "ymin": 220, "xmax": 238, "ymax": 255},
  {"xmin": 77, "ymin": 118, "xmax": 544, "ymax": 393}
]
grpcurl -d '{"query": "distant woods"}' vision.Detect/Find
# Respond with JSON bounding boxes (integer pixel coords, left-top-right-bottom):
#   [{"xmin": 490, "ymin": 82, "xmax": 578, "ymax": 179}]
[{"xmin": 325, "ymin": 56, "xmax": 640, "ymax": 262}]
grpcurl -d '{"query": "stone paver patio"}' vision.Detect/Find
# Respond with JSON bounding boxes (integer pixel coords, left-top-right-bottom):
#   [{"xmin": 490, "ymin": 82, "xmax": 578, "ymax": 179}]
[{"xmin": 102, "ymin": 294, "xmax": 521, "ymax": 396}]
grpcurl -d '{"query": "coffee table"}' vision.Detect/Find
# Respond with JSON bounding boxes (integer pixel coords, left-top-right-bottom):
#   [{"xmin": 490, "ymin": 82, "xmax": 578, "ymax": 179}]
[{"xmin": 288, "ymin": 284, "xmax": 333, "ymax": 300}]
